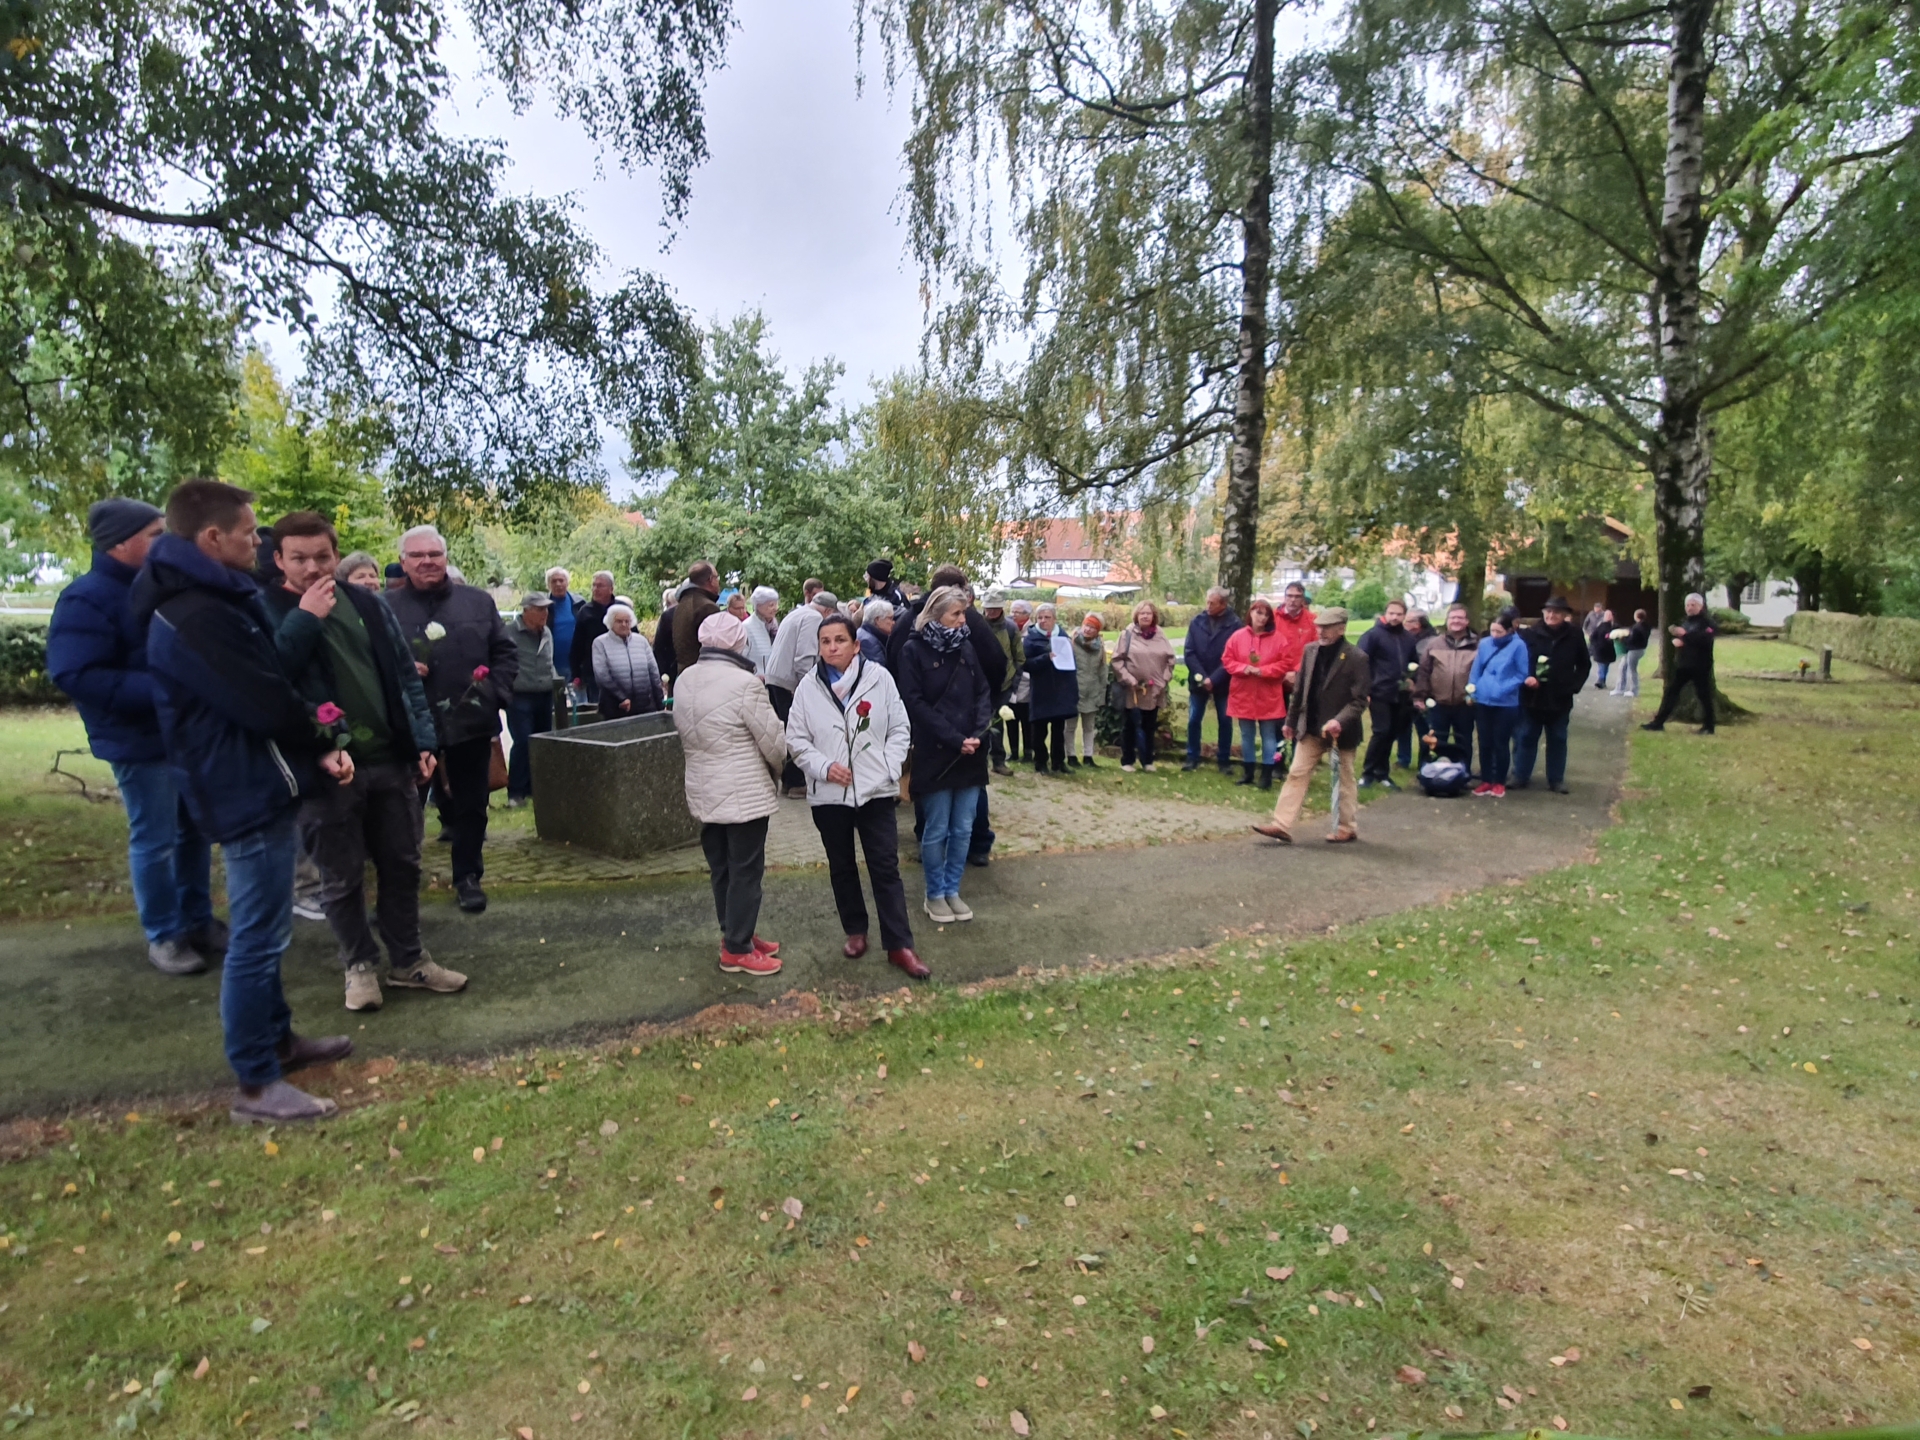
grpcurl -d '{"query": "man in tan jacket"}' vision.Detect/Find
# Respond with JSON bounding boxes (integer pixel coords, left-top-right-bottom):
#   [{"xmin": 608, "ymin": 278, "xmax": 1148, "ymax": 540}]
[{"xmin": 1254, "ymin": 608, "xmax": 1370, "ymax": 845}]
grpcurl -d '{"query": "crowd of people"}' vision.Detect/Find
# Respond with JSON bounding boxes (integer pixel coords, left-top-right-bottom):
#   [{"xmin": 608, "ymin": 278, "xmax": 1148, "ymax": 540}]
[{"xmin": 42, "ymin": 482, "xmax": 1717, "ymax": 1123}]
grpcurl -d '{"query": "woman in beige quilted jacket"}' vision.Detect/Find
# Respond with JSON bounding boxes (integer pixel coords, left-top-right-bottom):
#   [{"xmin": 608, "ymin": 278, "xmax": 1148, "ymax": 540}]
[{"xmin": 671, "ymin": 611, "xmax": 789, "ymax": 976}]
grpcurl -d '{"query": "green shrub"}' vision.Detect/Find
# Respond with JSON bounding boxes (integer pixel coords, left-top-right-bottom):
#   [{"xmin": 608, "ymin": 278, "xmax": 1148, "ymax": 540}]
[
  {"xmin": 1050, "ymin": 601, "xmax": 1200, "ymax": 631},
  {"xmin": 1709, "ymin": 606, "xmax": 1751, "ymax": 634},
  {"xmin": 1784, "ymin": 610, "xmax": 1920, "ymax": 680},
  {"xmin": 0, "ymin": 621, "xmax": 64, "ymax": 706}
]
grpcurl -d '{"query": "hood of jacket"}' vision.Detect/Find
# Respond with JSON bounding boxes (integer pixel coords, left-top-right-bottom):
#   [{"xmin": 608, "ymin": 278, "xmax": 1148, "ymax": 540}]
[{"xmin": 130, "ymin": 533, "xmax": 259, "ymax": 628}]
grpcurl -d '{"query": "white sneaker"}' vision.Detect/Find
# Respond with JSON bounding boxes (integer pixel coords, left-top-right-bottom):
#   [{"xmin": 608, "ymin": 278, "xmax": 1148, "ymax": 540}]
[
  {"xmin": 944, "ymin": 894, "xmax": 973, "ymax": 921},
  {"xmin": 924, "ymin": 895, "xmax": 955, "ymax": 923},
  {"xmin": 1120, "ymin": 763, "xmax": 1136, "ymax": 773},
  {"xmin": 1142, "ymin": 762, "xmax": 1157, "ymax": 771},
  {"xmin": 292, "ymin": 897, "xmax": 326, "ymax": 922}
]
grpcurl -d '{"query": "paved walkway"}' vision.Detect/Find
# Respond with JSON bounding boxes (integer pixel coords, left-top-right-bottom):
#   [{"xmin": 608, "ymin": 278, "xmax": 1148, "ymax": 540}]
[{"xmin": 0, "ymin": 703, "xmax": 1630, "ymax": 1115}]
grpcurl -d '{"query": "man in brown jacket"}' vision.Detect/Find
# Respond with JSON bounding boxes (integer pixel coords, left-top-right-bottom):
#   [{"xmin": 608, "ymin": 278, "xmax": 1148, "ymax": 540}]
[
  {"xmin": 1254, "ymin": 607, "xmax": 1369, "ymax": 844},
  {"xmin": 669, "ymin": 561, "xmax": 723, "ymax": 680},
  {"xmin": 1413, "ymin": 602, "xmax": 1479, "ymax": 773}
]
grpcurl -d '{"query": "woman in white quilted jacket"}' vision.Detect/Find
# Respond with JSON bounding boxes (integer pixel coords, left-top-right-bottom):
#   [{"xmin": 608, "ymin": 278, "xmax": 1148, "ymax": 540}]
[
  {"xmin": 671, "ymin": 611, "xmax": 788, "ymax": 976},
  {"xmin": 785, "ymin": 614, "xmax": 925, "ymax": 979}
]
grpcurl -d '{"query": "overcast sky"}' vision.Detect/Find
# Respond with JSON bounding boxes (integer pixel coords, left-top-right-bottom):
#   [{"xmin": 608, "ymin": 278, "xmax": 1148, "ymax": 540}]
[{"xmin": 462, "ymin": 0, "xmax": 926, "ymax": 404}]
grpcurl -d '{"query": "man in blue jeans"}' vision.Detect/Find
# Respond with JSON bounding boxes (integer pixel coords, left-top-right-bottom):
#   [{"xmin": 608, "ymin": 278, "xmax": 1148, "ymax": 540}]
[
  {"xmin": 1182, "ymin": 587, "xmax": 1242, "ymax": 772},
  {"xmin": 48, "ymin": 498, "xmax": 219, "ymax": 976},
  {"xmin": 134, "ymin": 479, "xmax": 356, "ymax": 1125}
]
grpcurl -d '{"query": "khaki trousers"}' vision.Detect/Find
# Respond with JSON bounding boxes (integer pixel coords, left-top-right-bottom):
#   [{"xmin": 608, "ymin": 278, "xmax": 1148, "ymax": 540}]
[{"xmin": 1270, "ymin": 735, "xmax": 1358, "ymax": 836}]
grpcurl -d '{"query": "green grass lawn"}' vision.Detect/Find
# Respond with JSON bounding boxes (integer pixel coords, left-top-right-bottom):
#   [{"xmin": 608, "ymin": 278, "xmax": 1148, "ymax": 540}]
[{"xmin": 2, "ymin": 649, "xmax": 1917, "ymax": 1437}]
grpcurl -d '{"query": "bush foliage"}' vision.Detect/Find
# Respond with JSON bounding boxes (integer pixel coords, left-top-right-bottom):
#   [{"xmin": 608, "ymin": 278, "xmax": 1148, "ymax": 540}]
[
  {"xmin": 1784, "ymin": 610, "xmax": 1920, "ymax": 681},
  {"xmin": 0, "ymin": 622, "xmax": 63, "ymax": 706}
]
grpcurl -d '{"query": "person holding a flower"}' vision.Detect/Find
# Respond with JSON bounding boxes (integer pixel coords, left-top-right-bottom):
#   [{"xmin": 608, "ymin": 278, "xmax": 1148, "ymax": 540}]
[
  {"xmin": 261, "ymin": 512, "xmax": 465, "ymax": 1013},
  {"xmin": 785, "ymin": 614, "xmax": 924, "ymax": 978},
  {"xmin": 1354, "ymin": 599, "xmax": 1420, "ymax": 790},
  {"xmin": 386, "ymin": 524, "xmax": 518, "ymax": 914},
  {"xmin": 1465, "ymin": 608, "xmax": 1530, "ymax": 797},
  {"xmin": 1512, "ymin": 594, "xmax": 1592, "ymax": 793}
]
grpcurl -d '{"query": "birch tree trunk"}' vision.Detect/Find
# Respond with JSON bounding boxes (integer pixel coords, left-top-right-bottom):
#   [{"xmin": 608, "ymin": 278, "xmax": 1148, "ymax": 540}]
[
  {"xmin": 1651, "ymin": 0, "xmax": 1716, "ymax": 677},
  {"xmin": 1216, "ymin": 0, "xmax": 1278, "ymax": 611}
]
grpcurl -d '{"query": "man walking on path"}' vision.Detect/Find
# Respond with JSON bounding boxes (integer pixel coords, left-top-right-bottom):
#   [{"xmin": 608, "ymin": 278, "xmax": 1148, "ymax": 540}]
[
  {"xmin": 567, "ymin": 571, "xmax": 616, "ymax": 702},
  {"xmin": 1355, "ymin": 599, "xmax": 1418, "ymax": 789},
  {"xmin": 133, "ymin": 480, "xmax": 355, "ymax": 1124},
  {"xmin": 1183, "ymin": 587, "xmax": 1242, "ymax": 773},
  {"xmin": 386, "ymin": 525, "xmax": 517, "ymax": 914},
  {"xmin": 1642, "ymin": 593, "xmax": 1718, "ymax": 734},
  {"xmin": 1511, "ymin": 595, "xmax": 1591, "ymax": 793},
  {"xmin": 670, "ymin": 561, "xmax": 723, "ymax": 681},
  {"xmin": 48, "ymin": 498, "xmax": 219, "ymax": 976},
  {"xmin": 262, "ymin": 512, "xmax": 464, "ymax": 1013},
  {"xmin": 1254, "ymin": 607, "xmax": 1369, "ymax": 845}
]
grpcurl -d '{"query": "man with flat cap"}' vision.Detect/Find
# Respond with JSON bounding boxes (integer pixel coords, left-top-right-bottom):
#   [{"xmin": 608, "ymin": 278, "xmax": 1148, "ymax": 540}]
[
  {"xmin": 1253, "ymin": 606, "xmax": 1369, "ymax": 846},
  {"xmin": 48, "ymin": 498, "xmax": 221, "ymax": 974}
]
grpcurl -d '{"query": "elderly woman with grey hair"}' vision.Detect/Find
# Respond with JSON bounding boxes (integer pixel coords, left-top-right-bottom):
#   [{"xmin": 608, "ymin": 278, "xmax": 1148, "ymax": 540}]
[
  {"xmin": 859, "ymin": 599, "xmax": 895, "ymax": 668},
  {"xmin": 745, "ymin": 585, "xmax": 780, "ymax": 675},
  {"xmin": 590, "ymin": 604, "xmax": 663, "ymax": 716},
  {"xmin": 1021, "ymin": 602, "xmax": 1078, "ymax": 773}
]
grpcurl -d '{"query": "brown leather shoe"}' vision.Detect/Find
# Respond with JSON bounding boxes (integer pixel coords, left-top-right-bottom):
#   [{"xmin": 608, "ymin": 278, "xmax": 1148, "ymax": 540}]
[
  {"xmin": 843, "ymin": 933, "xmax": 868, "ymax": 958},
  {"xmin": 887, "ymin": 948, "xmax": 930, "ymax": 980},
  {"xmin": 1326, "ymin": 828, "xmax": 1358, "ymax": 844},
  {"xmin": 1251, "ymin": 822, "xmax": 1292, "ymax": 843},
  {"xmin": 277, "ymin": 1033, "xmax": 354, "ymax": 1075}
]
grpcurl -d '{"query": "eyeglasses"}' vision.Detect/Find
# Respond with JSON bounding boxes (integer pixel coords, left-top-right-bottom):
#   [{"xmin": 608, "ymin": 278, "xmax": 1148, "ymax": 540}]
[{"xmin": 403, "ymin": 550, "xmax": 446, "ymax": 561}]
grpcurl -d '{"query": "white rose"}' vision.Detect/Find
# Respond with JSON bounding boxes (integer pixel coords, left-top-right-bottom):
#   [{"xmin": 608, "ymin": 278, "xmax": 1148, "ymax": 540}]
[{"xmin": 424, "ymin": 622, "xmax": 447, "ymax": 642}]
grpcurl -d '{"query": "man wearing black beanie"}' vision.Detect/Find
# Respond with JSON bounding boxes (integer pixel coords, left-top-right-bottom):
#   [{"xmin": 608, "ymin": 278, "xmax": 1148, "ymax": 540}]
[{"xmin": 48, "ymin": 498, "xmax": 222, "ymax": 975}]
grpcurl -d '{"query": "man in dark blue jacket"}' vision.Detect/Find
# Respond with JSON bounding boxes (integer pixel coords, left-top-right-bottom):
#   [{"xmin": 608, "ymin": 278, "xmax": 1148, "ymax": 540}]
[
  {"xmin": 48, "ymin": 499, "xmax": 218, "ymax": 976},
  {"xmin": 1355, "ymin": 600, "xmax": 1420, "ymax": 788},
  {"xmin": 1182, "ymin": 587, "xmax": 1242, "ymax": 773},
  {"xmin": 133, "ymin": 480, "xmax": 355, "ymax": 1125}
]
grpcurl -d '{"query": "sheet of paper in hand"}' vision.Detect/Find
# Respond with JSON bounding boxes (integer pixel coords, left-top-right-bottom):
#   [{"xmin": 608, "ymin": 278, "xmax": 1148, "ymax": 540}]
[{"xmin": 1050, "ymin": 633, "xmax": 1076, "ymax": 671}]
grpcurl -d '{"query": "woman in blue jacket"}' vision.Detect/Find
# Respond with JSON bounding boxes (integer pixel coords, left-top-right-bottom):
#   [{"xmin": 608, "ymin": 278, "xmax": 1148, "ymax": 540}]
[{"xmin": 1466, "ymin": 608, "xmax": 1529, "ymax": 796}]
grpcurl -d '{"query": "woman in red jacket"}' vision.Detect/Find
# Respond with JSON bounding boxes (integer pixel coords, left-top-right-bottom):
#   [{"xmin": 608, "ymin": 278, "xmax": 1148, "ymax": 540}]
[{"xmin": 1222, "ymin": 596, "xmax": 1290, "ymax": 789}]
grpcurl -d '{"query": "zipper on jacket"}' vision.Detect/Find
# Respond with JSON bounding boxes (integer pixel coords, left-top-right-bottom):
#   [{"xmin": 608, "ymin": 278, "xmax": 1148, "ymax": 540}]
[{"xmin": 266, "ymin": 740, "xmax": 299, "ymax": 798}]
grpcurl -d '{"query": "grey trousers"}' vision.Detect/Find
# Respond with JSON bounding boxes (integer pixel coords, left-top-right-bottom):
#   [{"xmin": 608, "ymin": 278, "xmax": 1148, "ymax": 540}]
[{"xmin": 300, "ymin": 760, "xmax": 425, "ymax": 972}]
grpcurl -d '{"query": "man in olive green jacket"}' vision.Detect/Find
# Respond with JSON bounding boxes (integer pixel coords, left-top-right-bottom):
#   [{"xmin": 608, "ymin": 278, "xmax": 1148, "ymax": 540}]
[{"xmin": 1254, "ymin": 608, "xmax": 1370, "ymax": 845}]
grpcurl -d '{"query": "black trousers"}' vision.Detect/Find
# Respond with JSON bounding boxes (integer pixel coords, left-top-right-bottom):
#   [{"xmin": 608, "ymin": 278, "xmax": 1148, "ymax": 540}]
[
  {"xmin": 302, "ymin": 760, "xmax": 424, "ymax": 972},
  {"xmin": 1362, "ymin": 697, "xmax": 1413, "ymax": 781},
  {"xmin": 1031, "ymin": 715, "xmax": 1068, "ymax": 771},
  {"xmin": 700, "ymin": 817, "xmax": 768, "ymax": 954},
  {"xmin": 433, "ymin": 735, "xmax": 494, "ymax": 883},
  {"xmin": 1426, "ymin": 702, "xmax": 1475, "ymax": 774},
  {"xmin": 767, "ymin": 686, "xmax": 805, "ymax": 790},
  {"xmin": 1651, "ymin": 670, "xmax": 1716, "ymax": 730},
  {"xmin": 811, "ymin": 798, "xmax": 915, "ymax": 951}
]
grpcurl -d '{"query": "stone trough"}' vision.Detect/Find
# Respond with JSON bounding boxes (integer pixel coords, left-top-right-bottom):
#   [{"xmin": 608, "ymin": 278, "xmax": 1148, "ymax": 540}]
[{"xmin": 528, "ymin": 711, "xmax": 701, "ymax": 859}]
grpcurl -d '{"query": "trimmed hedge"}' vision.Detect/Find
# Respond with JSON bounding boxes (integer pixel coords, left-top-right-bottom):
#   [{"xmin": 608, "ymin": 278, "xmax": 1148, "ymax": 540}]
[
  {"xmin": 1050, "ymin": 602, "xmax": 1201, "ymax": 631},
  {"xmin": 0, "ymin": 621, "xmax": 63, "ymax": 706},
  {"xmin": 1784, "ymin": 610, "xmax": 1920, "ymax": 681}
]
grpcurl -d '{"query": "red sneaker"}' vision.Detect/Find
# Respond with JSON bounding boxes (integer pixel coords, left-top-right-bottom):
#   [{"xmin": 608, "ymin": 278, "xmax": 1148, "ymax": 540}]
[
  {"xmin": 751, "ymin": 935, "xmax": 780, "ymax": 957},
  {"xmin": 719, "ymin": 947, "xmax": 781, "ymax": 976},
  {"xmin": 1472, "ymin": 782, "xmax": 1495, "ymax": 796},
  {"xmin": 1489, "ymin": 783, "xmax": 1507, "ymax": 798}
]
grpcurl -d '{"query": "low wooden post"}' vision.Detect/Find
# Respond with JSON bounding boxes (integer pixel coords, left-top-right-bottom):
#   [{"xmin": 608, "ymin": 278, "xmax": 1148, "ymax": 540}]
[{"xmin": 1820, "ymin": 646, "xmax": 1833, "ymax": 680}]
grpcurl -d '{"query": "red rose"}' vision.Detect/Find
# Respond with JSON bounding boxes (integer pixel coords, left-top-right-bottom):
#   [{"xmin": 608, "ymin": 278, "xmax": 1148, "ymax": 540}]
[
  {"xmin": 472, "ymin": 665, "xmax": 490, "ymax": 682},
  {"xmin": 856, "ymin": 699, "xmax": 872, "ymax": 717}
]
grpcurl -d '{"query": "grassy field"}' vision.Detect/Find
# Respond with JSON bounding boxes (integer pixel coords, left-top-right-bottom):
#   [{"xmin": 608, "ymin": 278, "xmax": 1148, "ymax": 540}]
[{"xmin": 1, "ymin": 646, "xmax": 1916, "ymax": 1437}]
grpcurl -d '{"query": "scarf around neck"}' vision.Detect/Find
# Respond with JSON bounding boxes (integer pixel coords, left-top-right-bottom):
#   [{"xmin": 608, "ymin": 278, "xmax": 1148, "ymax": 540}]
[{"xmin": 922, "ymin": 620, "xmax": 969, "ymax": 654}]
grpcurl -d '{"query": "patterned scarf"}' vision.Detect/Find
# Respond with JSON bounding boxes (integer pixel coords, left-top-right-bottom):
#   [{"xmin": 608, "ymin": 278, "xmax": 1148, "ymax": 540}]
[{"xmin": 923, "ymin": 619, "xmax": 969, "ymax": 654}]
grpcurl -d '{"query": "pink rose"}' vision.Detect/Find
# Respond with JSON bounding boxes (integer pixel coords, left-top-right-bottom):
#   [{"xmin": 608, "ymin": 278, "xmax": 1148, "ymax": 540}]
[
  {"xmin": 472, "ymin": 665, "xmax": 490, "ymax": 682},
  {"xmin": 315, "ymin": 702, "xmax": 344, "ymax": 725}
]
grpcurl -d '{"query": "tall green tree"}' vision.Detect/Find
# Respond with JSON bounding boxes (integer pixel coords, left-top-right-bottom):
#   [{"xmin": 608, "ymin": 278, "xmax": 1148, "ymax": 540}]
[
  {"xmin": 1328, "ymin": 0, "xmax": 1920, "ymax": 658},
  {"xmin": 1, "ymin": 0, "xmax": 727, "ymax": 515},
  {"xmin": 861, "ymin": 0, "xmax": 1307, "ymax": 608}
]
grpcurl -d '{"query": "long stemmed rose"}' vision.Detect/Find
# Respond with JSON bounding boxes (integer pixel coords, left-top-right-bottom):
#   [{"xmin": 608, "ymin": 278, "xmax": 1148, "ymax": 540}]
[
  {"xmin": 313, "ymin": 701, "xmax": 351, "ymax": 747},
  {"xmin": 842, "ymin": 698, "xmax": 874, "ymax": 799},
  {"xmin": 410, "ymin": 620, "xmax": 448, "ymax": 666}
]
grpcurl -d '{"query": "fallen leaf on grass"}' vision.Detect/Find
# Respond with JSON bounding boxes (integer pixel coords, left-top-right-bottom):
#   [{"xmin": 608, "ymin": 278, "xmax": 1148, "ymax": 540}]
[
  {"xmin": 599, "ymin": 1120, "xmax": 618, "ymax": 1137},
  {"xmin": 407, "ymin": 1337, "xmax": 425, "ymax": 1351},
  {"xmin": 1395, "ymin": 1366, "xmax": 1426, "ymax": 1386},
  {"xmin": 907, "ymin": 1340, "xmax": 926, "ymax": 1363},
  {"xmin": 191, "ymin": 1358, "xmax": 209, "ymax": 1381},
  {"xmin": 1247, "ymin": 1338, "xmax": 1271, "ymax": 1352},
  {"xmin": 1141, "ymin": 1336, "xmax": 1155, "ymax": 1354},
  {"xmin": 1689, "ymin": 1385, "xmax": 1713, "ymax": 1399},
  {"xmin": 1011, "ymin": 1410, "xmax": 1031, "ymax": 1436},
  {"xmin": 741, "ymin": 1387, "xmax": 758, "ymax": 1402},
  {"xmin": 1330, "ymin": 1224, "xmax": 1349, "ymax": 1245},
  {"xmin": 1265, "ymin": 1266, "xmax": 1294, "ymax": 1282},
  {"xmin": 1552, "ymin": 1418, "xmax": 1568, "ymax": 1431},
  {"xmin": 1852, "ymin": 1338, "xmax": 1873, "ymax": 1351},
  {"xmin": 517, "ymin": 1429, "xmax": 534, "ymax": 1440},
  {"xmin": 781, "ymin": 1197, "xmax": 804, "ymax": 1221},
  {"xmin": 1444, "ymin": 1405, "xmax": 1464, "ymax": 1420},
  {"xmin": 975, "ymin": 1375, "xmax": 990, "ymax": 1389}
]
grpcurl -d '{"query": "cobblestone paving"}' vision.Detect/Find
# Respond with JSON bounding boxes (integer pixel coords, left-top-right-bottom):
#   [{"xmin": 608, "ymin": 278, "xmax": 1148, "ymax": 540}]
[{"xmin": 438, "ymin": 765, "xmax": 1261, "ymax": 888}]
